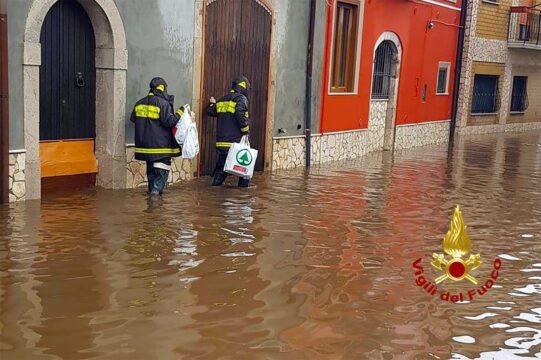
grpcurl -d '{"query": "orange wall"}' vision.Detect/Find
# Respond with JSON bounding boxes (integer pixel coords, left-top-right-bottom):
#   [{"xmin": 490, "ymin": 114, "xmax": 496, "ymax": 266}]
[{"xmin": 320, "ymin": 0, "xmax": 462, "ymax": 133}]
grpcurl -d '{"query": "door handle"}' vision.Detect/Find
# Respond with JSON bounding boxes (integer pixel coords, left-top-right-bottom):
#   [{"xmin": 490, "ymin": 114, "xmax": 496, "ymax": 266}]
[{"xmin": 75, "ymin": 72, "xmax": 85, "ymax": 88}]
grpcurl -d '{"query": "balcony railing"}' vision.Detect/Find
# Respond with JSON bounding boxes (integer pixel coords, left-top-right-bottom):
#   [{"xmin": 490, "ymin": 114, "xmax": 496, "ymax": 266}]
[{"xmin": 508, "ymin": 6, "xmax": 541, "ymax": 49}]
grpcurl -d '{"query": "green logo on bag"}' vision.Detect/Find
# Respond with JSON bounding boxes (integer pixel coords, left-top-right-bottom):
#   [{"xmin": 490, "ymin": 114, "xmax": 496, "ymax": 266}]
[{"xmin": 236, "ymin": 149, "xmax": 252, "ymax": 166}]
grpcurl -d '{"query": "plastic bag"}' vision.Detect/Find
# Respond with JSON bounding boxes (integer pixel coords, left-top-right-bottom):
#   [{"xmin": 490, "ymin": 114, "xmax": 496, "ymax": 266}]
[
  {"xmin": 174, "ymin": 105, "xmax": 191, "ymax": 146},
  {"xmin": 182, "ymin": 122, "xmax": 200, "ymax": 159},
  {"xmin": 224, "ymin": 135, "xmax": 258, "ymax": 179}
]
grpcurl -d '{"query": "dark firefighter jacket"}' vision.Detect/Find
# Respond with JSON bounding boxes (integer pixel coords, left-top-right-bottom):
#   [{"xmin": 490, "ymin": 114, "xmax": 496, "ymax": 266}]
[
  {"xmin": 130, "ymin": 91, "xmax": 183, "ymax": 162},
  {"xmin": 206, "ymin": 90, "xmax": 250, "ymax": 148}
]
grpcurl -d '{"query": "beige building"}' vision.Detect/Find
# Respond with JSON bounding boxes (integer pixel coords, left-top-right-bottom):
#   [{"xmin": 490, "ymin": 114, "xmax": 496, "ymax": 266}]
[{"xmin": 456, "ymin": 0, "xmax": 541, "ymax": 135}]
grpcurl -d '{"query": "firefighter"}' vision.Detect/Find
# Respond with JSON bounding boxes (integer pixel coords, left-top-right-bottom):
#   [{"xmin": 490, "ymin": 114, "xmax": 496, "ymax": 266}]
[
  {"xmin": 206, "ymin": 76, "xmax": 251, "ymax": 188},
  {"xmin": 130, "ymin": 77, "xmax": 184, "ymax": 196}
]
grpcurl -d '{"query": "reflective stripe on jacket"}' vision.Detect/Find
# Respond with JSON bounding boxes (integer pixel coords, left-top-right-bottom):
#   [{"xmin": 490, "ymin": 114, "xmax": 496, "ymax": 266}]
[
  {"xmin": 206, "ymin": 90, "xmax": 249, "ymax": 148},
  {"xmin": 130, "ymin": 91, "xmax": 182, "ymax": 162}
]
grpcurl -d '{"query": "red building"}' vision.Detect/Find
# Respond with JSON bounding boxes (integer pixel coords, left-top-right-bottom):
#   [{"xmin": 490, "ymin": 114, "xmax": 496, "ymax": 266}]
[{"xmin": 320, "ymin": 0, "xmax": 462, "ymax": 149}]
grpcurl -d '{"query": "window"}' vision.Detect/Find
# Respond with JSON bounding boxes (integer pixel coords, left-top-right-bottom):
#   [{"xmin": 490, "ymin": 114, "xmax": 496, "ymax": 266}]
[
  {"xmin": 371, "ymin": 40, "xmax": 398, "ymax": 100},
  {"xmin": 436, "ymin": 62, "xmax": 451, "ymax": 95},
  {"xmin": 518, "ymin": 24, "xmax": 531, "ymax": 41},
  {"xmin": 510, "ymin": 76, "xmax": 528, "ymax": 113},
  {"xmin": 471, "ymin": 75, "xmax": 499, "ymax": 114},
  {"xmin": 330, "ymin": 1, "xmax": 359, "ymax": 93}
]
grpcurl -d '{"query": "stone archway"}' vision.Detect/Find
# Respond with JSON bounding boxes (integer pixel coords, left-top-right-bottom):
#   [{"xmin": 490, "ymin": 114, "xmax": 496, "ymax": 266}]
[
  {"xmin": 368, "ymin": 32, "xmax": 402, "ymax": 152},
  {"xmin": 23, "ymin": 0, "xmax": 127, "ymax": 200}
]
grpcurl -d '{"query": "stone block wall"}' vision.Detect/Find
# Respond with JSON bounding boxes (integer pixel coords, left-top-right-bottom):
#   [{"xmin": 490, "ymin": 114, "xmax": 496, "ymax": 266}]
[
  {"xmin": 318, "ymin": 130, "xmax": 368, "ymax": 164},
  {"xmin": 8, "ymin": 152, "xmax": 26, "ymax": 202},
  {"xmin": 456, "ymin": 121, "xmax": 541, "ymax": 135},
  {"xmin": 394, "ymin": 121, "xmax": 451, "ymax": 150},
  {"xmin": 272, "ymin": 129, "xmax": 370, "ymax": 170},
  {"xmin": 271, "ymin": 136, "xmax": 306, "ymax": 169},
  {"xmin": 126, "ymin": 147, "xmax": 194, "ymax": 189},
  {"xmin": 271, "ymin": 118, "xmax": 451, "ymax": 171},
  {"xmin": 368, "ymin": 101, "xmax": 387, "ymax": 151}
]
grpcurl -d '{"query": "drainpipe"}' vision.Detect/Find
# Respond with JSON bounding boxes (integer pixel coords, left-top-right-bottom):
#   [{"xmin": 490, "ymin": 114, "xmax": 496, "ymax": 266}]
[
  {"xmin": 449, "ymin": 0, "xmax": 468, "ymax": 144},
  {"xmin": 0, "ymin": 13, "xmax": 8, "ymax": 204},
  {"xmin": 305, "ymin": 0, "xmax": 316, "ymax": 168}
]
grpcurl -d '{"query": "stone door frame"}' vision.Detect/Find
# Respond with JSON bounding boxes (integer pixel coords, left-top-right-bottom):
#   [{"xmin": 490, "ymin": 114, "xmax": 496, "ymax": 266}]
[{"xmin": 23, "ymin": 0, "xmax": 127, "ymax": 200}]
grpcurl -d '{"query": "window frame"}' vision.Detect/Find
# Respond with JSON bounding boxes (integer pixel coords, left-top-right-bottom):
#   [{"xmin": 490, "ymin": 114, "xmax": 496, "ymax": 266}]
[
  {"xmin": 328, "ymin": 0, "xmax": 361, "ymax": 95},
  {"xmin": 436, "ymin": 62, "xmax": 451, "ymax": 96}
]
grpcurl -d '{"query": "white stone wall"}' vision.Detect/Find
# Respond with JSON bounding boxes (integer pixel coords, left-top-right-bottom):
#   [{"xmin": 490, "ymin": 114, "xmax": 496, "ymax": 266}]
[
  {"xmin": 272, "ymin": 100, "xmax": 389, "ymax": 171},
  {"xmin": 318, "ymin": 130, "xmax": 368, "ymax": 163},
  {"xmin": 456, "ymin": 122, "xmax": 541, "ymax": 135},
  {"xmin": 272, "ymin": 130, "xmax": 369, "ymax": 170},
  {"xmin": 8, "ymin": 152, "xmax": 26, "ymax": 202},
  {"xmin": 394, "ymin": 121, "xmax": 451, "ymax": 150},
  {"xmin": 271, "ymin": 136, "xmax": 306, "ymax": 169},
  {"xmin": 368, "ymin": 101, "xmax": 387, "ymax": 152},
  {"xmin": 126, "ymin": 147, "xmax": 193, "ymax": 189},
  {"xmin": 272, "ymin": 119, "xmax": 451, "ymax": 171}
]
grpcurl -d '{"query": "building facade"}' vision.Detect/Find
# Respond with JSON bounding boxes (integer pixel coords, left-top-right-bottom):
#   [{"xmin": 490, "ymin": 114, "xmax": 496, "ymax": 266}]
[
  {"xmin": 455, "ymin": 0, "xmax": 541, "ymax": 135},
  {"xmin": 1, "ymin": 0, "xmax": 540, "ymax": 203},
  {"xmin": 273, "ymin": 0, "xmax": 464, "ymax": 169},
  {"xmin": 2, "ymin": 0, "xmax": 326, "ymax": 202}
]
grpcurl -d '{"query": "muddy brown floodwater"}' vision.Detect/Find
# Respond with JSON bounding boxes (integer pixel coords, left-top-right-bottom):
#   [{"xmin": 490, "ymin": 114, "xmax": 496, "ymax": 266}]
[{"xmin": 1, "ymin": 131, "xmax": 540, "ymax": 359}]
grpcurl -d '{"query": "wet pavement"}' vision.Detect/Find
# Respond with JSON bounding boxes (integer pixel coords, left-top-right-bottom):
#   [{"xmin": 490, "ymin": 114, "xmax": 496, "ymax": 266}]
[{"xmin": 1, "ymin": 131, "xmax": 540, "ymax": 359}]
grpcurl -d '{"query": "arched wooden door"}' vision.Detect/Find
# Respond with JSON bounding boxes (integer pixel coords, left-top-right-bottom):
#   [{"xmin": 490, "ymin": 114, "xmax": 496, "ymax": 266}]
[
  {"xmin": 200, "ymin": 0, "xmax": 272, "ymax": 176},
  {"xmin": 39, "ymin": 0, "xmax": 97, "ymax": 190}
]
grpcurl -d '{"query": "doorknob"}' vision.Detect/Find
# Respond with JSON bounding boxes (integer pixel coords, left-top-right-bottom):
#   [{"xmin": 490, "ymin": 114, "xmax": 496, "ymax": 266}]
[{"xmin": 75, "ymin": 72, "xmax": 85, "ymax": 88}]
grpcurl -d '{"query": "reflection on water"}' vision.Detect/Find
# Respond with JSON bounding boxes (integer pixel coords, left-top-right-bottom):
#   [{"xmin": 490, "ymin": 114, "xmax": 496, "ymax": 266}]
[{"xmin": 1, "ymin": 131, "xmax": 540, "ymax": 359}]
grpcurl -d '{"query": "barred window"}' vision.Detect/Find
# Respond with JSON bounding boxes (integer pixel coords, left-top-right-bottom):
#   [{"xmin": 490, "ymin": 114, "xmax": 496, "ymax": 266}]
[
  {"xmin": 471, "ymin": 75, "xmax": 499, "ymax": 114},
  {"xmin": 371, "ymin": 41, "xmax": 397, "ymax": 100},
  {"xmin": 510, "ymin": 76, "xmax": 528, "ymax": 113}
]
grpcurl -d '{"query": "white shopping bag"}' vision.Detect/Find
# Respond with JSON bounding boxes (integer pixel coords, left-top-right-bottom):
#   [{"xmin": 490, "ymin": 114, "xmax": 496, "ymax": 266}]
[
  {"xmin": 224, "ymin": 135, "xmax": 258, "ymax": 179},
  {"xmin": 174, "ymin": 105, "xmax": 192, "ymax": 146},
  {"xmin": 182, "ymin": 122, "xmax": 200, "ymax": 159}
]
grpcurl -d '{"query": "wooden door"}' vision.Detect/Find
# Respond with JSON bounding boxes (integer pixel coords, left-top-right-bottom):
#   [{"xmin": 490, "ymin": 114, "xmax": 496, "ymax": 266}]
[
  {"xmin": 40, "ymin": 0, "xmax": 96, "ymax": 141},
  {"xmin": 0, "ymin": 12, "xmax": 8, "ymax": 203},
  {"xmin": 200, "ymin": 0, "xmax": 272, "ymax": 176}
]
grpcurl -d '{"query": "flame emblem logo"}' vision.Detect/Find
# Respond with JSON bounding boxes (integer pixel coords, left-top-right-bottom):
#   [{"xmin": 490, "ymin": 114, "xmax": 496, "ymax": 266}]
[{"xmin": 431, "ymin": 206, "xmax": 482, "ymax": 284}]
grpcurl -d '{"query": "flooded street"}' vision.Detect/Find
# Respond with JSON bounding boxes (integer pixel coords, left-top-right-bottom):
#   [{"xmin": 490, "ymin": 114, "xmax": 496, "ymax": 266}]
[{"xmin": 1, "ymin": 131, "xmax": 540, "ymax": 359}]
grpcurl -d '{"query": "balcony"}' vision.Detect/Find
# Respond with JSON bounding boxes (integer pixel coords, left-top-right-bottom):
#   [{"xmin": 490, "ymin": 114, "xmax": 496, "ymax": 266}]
[{"xmin": 508, "ymin": 6, "xmax": 541, "ymax": 50}]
